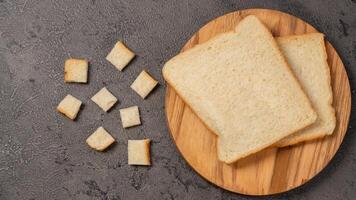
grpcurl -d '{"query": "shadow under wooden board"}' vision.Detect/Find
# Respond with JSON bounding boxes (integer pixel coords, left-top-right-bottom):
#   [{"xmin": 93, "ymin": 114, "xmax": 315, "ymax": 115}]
[{"xmin": 164, "ymin": 9, "xmax": 351, "ymax": 195}]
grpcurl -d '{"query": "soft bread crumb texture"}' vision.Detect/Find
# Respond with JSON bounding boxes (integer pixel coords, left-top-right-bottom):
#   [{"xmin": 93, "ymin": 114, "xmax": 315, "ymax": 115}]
[
  {"xmin": 119, "ymin": 106, "xmax": 141, "ymax": 128},
  {"xmin": 57, "ymin": 94, "xmax": 82, "ymax": 120},
  {"xmin": 106, "ymin": 41, "xmax": 135, "ymax": 71},
  {"xmin": 275, "ymin": 33, "xmax": 336, "ymax": 147},
  {"xmin": 64, "ymin": 58, "xmax": 88, "ymax": 83},
  {"xmin": 163, "ymin": 15, "xmax": 316, "ymax": 163},
  {"xmin": 128, "ymin": 139, "xmax": 151, "ymax": 165},
  {"xmin": 91, "ymin": 87, "xmax": 118, "ymax": 112},
  {"xmin": 86, "ymin": 127, "xmax": 115, "ymax": 151},
  {"xmin": 131, "ymin": 70, "xmax": 158, "ymax": 99}
]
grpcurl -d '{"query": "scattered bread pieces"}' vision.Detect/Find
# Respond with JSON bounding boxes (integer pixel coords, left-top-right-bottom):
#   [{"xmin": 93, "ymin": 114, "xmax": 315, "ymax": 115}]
[
  {"xmin": 91, "ymin": 87, "xmax": 118, "ymax": 112},
  {"xmin": 64, "ymin": 58, "xmax": 88, "ymax": 83},
  {"xmin": 119, "ymin": 106, "xmax": 141, "ymax": 128},
  {"xmin": 86, "ymin": 127, "xmax": 115, "ymax": 151},
  {"xmin": 128, "ymin": 139, "xmax": 151, "ymax": 165},
  {"xmin": 106, "ymin": 41, "xmax": 135, "ymax": 71},
  {"xmin": 57, "ymin": 94, "xmax": 82, "ymax": 120},
  {"xmin": 131, "ymin": 70, "xmax": 158, "ymax": 99}
]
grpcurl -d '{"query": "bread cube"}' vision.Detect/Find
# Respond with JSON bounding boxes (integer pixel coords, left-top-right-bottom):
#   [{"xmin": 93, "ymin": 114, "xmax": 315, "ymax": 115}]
[
  {"xmin": 119, "ymin": 106, "xmax": 141, "ymax": 128},
  {"xmin": 91, "ymin": 87, "xmax": 118, "ymax": 112},
  {"xmin": 57, "ymin": 94, "xmax": 82, "ymax": 120},
  {"xmin": 86, "ymin": 127, "xmax": 115, "ymax": 151},
  {"xmin": 106, "ymin": 41, "xmax": 135, "ymax": 71},
  {"xmin": 64, "ymin": 58, "xmax": 88, "ymax": 83},
  {"xmin": 128, "ymin": 139, "xmax": 151, "ymax": 165},
  {"xmin": 131, "ymin": 70, "xmax": 158, "ymax": 99}
]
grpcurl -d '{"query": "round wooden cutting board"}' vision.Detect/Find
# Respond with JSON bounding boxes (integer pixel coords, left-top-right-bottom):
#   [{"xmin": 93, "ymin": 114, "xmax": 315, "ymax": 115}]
[{"xmin": 164, "ymin": 9, "xmax": 351, "ymax": 195}]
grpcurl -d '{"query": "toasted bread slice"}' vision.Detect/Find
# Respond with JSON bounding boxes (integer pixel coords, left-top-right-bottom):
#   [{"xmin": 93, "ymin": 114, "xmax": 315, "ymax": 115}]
[
  {"xmin": 276, "ymin": 33, "xmax": 335, "ymax": 147},
  {"xmin": 163, "ymin": 15, "xmax": 316, "ymax": 163}
]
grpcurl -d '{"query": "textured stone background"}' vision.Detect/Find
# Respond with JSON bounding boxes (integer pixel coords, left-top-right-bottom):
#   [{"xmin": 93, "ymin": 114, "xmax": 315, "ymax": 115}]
[{"xmin": 0, "ymin": 0, "xmax": 355, "ymax": 199}]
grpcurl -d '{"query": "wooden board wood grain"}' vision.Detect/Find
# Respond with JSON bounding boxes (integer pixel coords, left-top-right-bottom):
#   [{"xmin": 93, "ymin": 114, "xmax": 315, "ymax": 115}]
[{"xmin": 164, "ymin": 9, "xmax": 351, "ymax": 195}]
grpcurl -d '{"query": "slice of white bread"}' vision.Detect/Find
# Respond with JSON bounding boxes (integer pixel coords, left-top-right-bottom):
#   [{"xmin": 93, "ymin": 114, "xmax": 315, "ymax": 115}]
[
  {"xmin": 163, "ymin": 15, "xmax": 317, "ymax": 163},
  {"xmin": 275, "ymin": 33, "xmax": 336, "ymax": 147}
]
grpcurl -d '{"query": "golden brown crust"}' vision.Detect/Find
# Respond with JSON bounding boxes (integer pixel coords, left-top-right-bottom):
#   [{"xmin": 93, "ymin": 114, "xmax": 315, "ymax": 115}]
[{"xmin": 143, "ymin": 139, "xmax": 151, "ymax": 165}]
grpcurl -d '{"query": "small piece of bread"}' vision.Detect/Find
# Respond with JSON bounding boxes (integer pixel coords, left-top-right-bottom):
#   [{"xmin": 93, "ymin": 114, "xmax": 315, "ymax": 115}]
[
  {"xmin": 64, "ymin": 58, "xmax": 88, "ymax": 83},
  {"xmin": 131, "ymin": 70, "xmax": 158, "ymax": 99},
  {"xmin": 119, "ymin": 106, "xmax": 141, "ymax": 128},
  {"xmin": 91, "ymin": 87, "xmax": 118, "ymax": 112},
  {"xmin": 275, "ymin": 33, "xmax": 336, "ymax": 147},
  {"xmin": 163, "ymin": 15, "xmax": 316, "ymax": 163},
  {"xmin": 86, "ymin": 127, "xmax": 115, "ymax": 151},
  {"xmin": 128, "ymin": 139, "xmax": 151, "ymax": 165},
  {"xmin": 106, "ymin": 41, "xmax": 135, "ymax": 71},
  {"xmin": 57, "ymin": 94, "xmax": 82, "ymax": 120}
]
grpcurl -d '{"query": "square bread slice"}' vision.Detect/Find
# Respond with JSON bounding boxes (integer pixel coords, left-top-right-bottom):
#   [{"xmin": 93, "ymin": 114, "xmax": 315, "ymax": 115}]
[
  {"xmin": 106, "ymin": 41, "xmax": 135, "ymax": 71},
  {"xmin": 275, "ymin": 33, "xmax": 336, "ymax": 147},
  {"xmin": 131, "ymin": 70, "xmax": 158, "ymax": 99},
  {"xmin": 119, "ymin": 106, "xmax": 141, "ymax": 128},
  {"xmin": 128, "ymin": 139, "xmax": 151, "ymax": 165},
  {"xmin": 64, "ymin": 58, "xmax": 88, "ymax": 83},
  {"xmin": 91, "ymin": 87, "xmax": 118, "ymax": 112},
  {"xmin": 86, "ymin": 127, "xmax": 115, "ymax": 151},
  {"xmin": 57, "ymin": 94, "xmax": 82, "ymax": 120},
  {"xmin": 162, "ymin": 15, "xmax": 317, "ymax": 163}
]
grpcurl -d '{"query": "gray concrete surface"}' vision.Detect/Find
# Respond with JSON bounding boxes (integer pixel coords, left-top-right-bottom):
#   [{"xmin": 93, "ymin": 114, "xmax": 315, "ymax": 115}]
[{"xmin": 0, "ymin": 0, "xmax": 355, "ymax": 199}]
